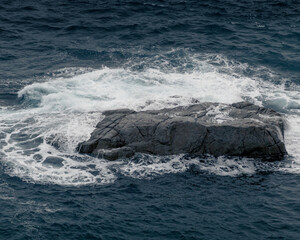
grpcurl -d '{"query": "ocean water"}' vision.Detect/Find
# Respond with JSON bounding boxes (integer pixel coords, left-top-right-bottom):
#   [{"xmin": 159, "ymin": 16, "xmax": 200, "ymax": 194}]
[{"xmin": 0, "ymin": 0, "xmax": 300, "ymax": 239}]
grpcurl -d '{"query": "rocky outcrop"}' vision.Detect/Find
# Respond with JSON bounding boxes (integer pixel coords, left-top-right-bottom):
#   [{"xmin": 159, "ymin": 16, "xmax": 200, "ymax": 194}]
[{"xmin": 77, "ymin": 102, "xmax": 287, "ymax": 161}]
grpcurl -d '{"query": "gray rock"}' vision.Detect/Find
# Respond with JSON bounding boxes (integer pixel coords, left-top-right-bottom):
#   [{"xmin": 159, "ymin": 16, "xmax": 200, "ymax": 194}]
[
  {"xmin": 77, "ymin": 102, "xmax": 287, "ymax": 161},
  {"xmin": 42, "ymin": 156, "xmax": 64, "ymax": 168}
]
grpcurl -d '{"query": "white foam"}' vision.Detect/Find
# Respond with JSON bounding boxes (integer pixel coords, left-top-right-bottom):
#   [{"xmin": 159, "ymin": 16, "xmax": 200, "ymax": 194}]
[
  {"xmin": 205, "ymin": 104, "xmax": 235, "ymax": 123},
  {"xmin": 18, "ymin": 65, "xmax": 261, "ymax": 113},
  {"xmin": 0, "ymin": 52, "xmax": 299, "ymax": 185},
  {"xmin": 281, "ymin": 114, "xmax": 300, "ymax": 173}
]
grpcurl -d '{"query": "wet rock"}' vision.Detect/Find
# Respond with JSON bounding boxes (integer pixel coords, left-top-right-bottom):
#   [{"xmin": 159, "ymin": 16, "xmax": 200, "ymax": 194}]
[
  {"xmin": 43, "ymin": 156, "xmax": 64, "ymax": 168},
  {"xmin": 77, "ymin": 102, "xmax": 287, "ymax": 161},
  {"xmin": 92, "ymin": 146, "xmax": 135, "ymax": 161}
]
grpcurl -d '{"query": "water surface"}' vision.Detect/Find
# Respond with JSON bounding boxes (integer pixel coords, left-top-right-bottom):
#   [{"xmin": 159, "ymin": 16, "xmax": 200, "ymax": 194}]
[{"xmin": 0, "ymin": 0, "xmax": 299, "ymax": 239}]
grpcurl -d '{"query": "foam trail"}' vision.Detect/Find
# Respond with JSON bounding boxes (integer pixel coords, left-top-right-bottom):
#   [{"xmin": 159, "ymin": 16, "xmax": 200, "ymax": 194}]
[{"xmin": 0, "ymin": 52, "xmax": 299, "ymax": 185}]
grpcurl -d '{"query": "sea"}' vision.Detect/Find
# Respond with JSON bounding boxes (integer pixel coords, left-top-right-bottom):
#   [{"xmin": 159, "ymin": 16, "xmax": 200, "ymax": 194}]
[{"xmin": 0, "ymin": 0, "xmax": 299, "ymax": 239}]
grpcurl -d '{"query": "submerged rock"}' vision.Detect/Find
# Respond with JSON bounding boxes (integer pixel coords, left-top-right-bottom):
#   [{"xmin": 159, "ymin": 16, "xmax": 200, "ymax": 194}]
[
  {"xmin": 77, "ymin": 102, "xmax": 287, "ymax": 161},
  {"xmin": 42, "ymin": 156, "xmax": 64, "ymax": 168}
]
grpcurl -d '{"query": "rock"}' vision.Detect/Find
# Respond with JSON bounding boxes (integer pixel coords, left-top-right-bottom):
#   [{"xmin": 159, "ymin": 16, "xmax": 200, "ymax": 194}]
[
  {"xmin": 42, "ymin": 156, "xmax": 64, "ymax": 168},
  {"xmin": 92, "ymin": 147, "xmax": 135, "ymax": 161},
  {"xmin": 77, "ymin": 102, "xmax": 287, "ymax": 161}
]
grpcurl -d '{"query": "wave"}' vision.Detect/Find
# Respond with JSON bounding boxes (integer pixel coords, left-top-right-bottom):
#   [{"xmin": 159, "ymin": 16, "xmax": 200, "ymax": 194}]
[{"xmin": 0, "ymin": 51, "xmax": 299, "ymax": 185}]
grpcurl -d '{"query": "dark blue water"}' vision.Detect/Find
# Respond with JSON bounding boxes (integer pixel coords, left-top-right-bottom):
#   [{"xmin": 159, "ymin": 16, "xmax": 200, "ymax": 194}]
[{"xmin": 0, "ymin": 1, "xmax": 300, "ymax": 239}]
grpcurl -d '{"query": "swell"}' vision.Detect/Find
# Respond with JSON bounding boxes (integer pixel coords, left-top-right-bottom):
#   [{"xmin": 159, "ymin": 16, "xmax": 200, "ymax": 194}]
[{"xmin": 0, "ymin": 0, "xmax": 299, "ymax": 88}]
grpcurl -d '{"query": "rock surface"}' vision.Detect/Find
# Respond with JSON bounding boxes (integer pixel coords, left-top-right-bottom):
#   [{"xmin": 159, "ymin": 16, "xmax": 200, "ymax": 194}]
[
  {"xmin": 77, "ymin": 102, "xmax": 287, "ymax": 161},
  {"xmin": 42, "ymin": 156, "xmax": 64, "ymax": 168}
]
